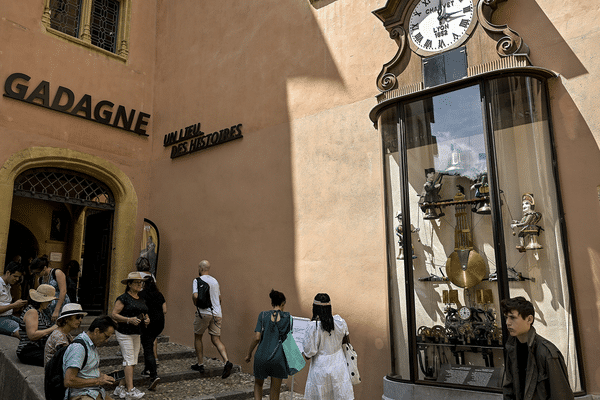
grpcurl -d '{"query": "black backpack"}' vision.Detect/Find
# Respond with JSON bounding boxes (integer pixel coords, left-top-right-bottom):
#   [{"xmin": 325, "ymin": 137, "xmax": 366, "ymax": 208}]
[
  {"xmin": 44, "ymin": 338, "xmax": 88, "ymax": 400},
  {"xmin": 194, "ymin": 277, "xmax": 212, "ymax": 310}
]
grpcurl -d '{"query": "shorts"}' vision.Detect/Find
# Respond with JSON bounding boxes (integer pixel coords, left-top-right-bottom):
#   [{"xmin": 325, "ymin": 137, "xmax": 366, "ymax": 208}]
[
  {"xmin": 115, "ymin": 331, "xmax": 141, "ymax": 366},
  {"xmin": 193, "ymin": 313, "xmax": 222, "ymax": 336},
  {"xmin": 0, "ymin": 315, "xmax": 20, "ymax": 336}
]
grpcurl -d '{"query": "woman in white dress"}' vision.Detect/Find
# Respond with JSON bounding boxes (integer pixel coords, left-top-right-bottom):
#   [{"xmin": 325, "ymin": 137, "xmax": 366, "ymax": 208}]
[{"xmin": 302, "ymin": 293, "xmax": 354, "ymax": 400}]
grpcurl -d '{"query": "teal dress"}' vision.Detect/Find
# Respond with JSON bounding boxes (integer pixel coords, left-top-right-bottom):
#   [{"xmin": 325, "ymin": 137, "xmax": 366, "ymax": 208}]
[{"xmin": 253, "ymin": 310, "xmax": 291, "ymax": 380}]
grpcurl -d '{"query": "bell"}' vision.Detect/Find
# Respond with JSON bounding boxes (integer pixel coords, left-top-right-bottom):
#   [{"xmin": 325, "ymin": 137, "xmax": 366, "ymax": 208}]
[
  {"xmin": 424, "ymin": 207, "xmax": 440, "ymax": 220},
  {"xmin": 444, "ymin": 145, "xmax": 464, "ymax": 174},
  {"xmin": 525, "ymin": 235, "xmax": 543, "ymax": 250},
  {"xmin": 476, "ymin": 201, "xmax": 491, "ymax": 214}
]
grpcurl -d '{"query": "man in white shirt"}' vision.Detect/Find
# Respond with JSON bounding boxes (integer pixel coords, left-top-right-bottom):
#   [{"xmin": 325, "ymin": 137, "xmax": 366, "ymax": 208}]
[
  {"xmin": 191, "ymin": 259, "xmax": 233, "ymax": 378},
  {"xmin": 0, "ymin": 262, "xmax": 27, "ymax": 338}
]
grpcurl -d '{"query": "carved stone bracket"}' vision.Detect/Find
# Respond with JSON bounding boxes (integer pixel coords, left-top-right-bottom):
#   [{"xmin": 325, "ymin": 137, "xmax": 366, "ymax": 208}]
[
  {"xmin": 478, "ymin": 0, "xmax": 529, "ymax": 57},
  {"xmin": 376, "ymin": 24, "xmax": 407, "ymax": 92}
]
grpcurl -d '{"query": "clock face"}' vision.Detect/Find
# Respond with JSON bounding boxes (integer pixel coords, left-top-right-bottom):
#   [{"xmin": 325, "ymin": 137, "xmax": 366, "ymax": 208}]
[
  {"xmin": 458, "ymin": 306, "xmax": 472, "ymax": 320},
  {"xmin": 409, "ymin": 0, "xmax": 475, "ymax": 53}
]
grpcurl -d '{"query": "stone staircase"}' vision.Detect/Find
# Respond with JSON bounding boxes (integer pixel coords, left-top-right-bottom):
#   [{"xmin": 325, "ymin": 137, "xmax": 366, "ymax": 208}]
[{"xmin": 78, "ymin": 316, "xmax": 297, "ymax": 400}]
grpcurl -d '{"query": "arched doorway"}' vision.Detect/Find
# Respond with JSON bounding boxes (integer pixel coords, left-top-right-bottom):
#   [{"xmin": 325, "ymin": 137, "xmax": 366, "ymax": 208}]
[
  {"xmin": 10, "ymin": 168, "xmax": 116, "ymax": 313},
  {"xmin": 0, "ymin": 147, "xmax": 138, "ymax": 311}
]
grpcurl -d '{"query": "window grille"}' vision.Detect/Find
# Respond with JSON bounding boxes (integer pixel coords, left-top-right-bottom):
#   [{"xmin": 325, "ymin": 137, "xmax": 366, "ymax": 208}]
[
  {"xmin": 49, "ymin": 0, "xmax": 82, "ymax": 38},
  {"xmin": 13, "ymin": 169, "xmax": 115, "ymax": 210},
  {"xmin": 90, "ymin": 0, "xmax": 120, "ymax": 53}
]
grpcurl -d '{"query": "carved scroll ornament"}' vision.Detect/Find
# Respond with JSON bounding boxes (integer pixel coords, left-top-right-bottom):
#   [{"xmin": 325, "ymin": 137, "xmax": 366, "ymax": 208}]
[
  {"xmin": 376, "ymin": 25, "xmax": 407, "ymax": 92},
  {"xmin": 477, "ymin": 0, "xmax": 529, "ymax": 57}
]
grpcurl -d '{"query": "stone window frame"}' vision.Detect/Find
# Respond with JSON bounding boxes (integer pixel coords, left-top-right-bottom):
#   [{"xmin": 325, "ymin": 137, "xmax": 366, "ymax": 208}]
[{"xmin": 42, "ymin": 0, "xmax": 132, "ymax": 62}]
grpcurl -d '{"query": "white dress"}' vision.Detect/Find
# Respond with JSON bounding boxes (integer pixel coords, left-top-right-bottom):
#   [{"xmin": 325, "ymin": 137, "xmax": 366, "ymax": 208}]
[{"xmin": 303, "ymin": 315, "xmax": 354, "ymax": 400}]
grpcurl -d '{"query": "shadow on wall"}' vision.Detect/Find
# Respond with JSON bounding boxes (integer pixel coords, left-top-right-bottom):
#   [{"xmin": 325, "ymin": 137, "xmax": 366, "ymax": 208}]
[
  {"xmin": 309, "ymin": 0, "xmax": 341, "ymax": 10},
  {"xmin": 152, "ymin": 0, "xmax": 354, "ymax": 394},
  {"xmin": 493, "ymin": 0, "xmax": 588, "ymax": 79}
]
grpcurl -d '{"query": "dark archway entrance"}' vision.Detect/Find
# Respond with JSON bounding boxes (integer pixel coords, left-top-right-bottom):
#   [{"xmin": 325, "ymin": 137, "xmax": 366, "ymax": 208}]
[
  {"xmin": 9, "ymin": 168, "xmax": 115, "ymax": 313},
  {"xmin": 6, "ymin": 220, "xmax": 39, "ymax": 267},
  {"xmin": 79, "ymin": 210, "xmax": 114, "ymax": 314}
]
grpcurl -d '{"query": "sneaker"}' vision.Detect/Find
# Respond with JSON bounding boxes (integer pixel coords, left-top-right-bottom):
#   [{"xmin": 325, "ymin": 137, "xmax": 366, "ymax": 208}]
[
  {"xmin": 126, "ymin": 387, "xmax": 145, "ymax": 399},
  {"xmin": 113, "ymin": 385, "xmax": 126, "ymax": 399},
  {"xmin": 221, "ymin": 361, "xmax": 233, "ymax": 379},
  {"xmin": 140, "ymin": 370, "xmax": 150, "ymax": 377},
  {"xmin": 191, "ymin": 363, "xmax": 205, "ymax": 373},
  {"xmin": 148, "ymin": 377, "xmax": 160, "ymax": 391}
]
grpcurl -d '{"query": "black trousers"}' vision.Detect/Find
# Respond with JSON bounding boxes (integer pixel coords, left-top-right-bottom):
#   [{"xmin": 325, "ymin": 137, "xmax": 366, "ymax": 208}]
[
  {"xmin": 17, "ymin": 344, "xmax": 44, "ymax": 367},
  {"xmin": 141, "ymin": 331, "xmax": 159, "ymax": 378}
]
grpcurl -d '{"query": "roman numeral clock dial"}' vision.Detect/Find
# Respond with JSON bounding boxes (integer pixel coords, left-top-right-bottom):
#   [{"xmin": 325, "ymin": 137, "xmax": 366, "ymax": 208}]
[{"xmin": 409, "ymin": 0, "xmax": 475, "ymax": 54}]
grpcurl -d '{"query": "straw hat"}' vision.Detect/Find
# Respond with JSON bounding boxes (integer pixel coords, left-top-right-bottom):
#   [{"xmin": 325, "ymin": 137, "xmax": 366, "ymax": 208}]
[
  {"xmin": 29, "ymin": 284, "xmax": 57, "ymax": 303},
  {"xmin": 57, "ymin": 303, "xmax": 88, "ymax": 321},
  {"xmin": 120, "ymin": 271, "xmax": 146, "ymax": 284}
]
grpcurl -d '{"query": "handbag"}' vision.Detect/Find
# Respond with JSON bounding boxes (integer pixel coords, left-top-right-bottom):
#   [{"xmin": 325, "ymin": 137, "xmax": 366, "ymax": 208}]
[
  {"xmin": 281, "ymin": 319, "xmax": 306, "ymax": 375},
  {"xmin": 343, "ymin": 343, "xmax": 361, "ymax": 385}
]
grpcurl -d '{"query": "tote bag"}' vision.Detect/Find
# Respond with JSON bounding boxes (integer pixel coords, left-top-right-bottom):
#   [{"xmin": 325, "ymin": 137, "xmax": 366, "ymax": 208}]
[
  {"xmin": 282, "ymin": 320, "xmax": 305, "ymax": 375},
  {"xmin": 343, "ymin": 343, "xmax": 361, "ymax": 385}
]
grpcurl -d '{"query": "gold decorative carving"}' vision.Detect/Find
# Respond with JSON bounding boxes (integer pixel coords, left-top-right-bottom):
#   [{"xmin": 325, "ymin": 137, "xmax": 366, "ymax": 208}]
[
  {"xmin": 477, "ymin": 0, "xmax": 529, "ymax": 57},
  {"xmin": 376, "ymin": 24, "xmax": 407, "ymax": 92}
]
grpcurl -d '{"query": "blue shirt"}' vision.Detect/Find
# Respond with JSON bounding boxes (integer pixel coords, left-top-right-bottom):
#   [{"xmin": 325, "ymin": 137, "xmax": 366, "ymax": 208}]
[{"xmin": 62, "ymin": 332, "xmax": 105, "ymax": 400}]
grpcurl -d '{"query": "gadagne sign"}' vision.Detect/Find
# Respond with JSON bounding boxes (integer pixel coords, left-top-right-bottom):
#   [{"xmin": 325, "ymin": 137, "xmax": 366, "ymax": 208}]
[{"xmin": 3, "ymin": 72, "xmax": 151, "ymax": 136}]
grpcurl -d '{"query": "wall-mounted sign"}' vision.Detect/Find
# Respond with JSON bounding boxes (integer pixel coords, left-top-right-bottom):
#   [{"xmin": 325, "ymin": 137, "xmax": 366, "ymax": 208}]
[
  {"xmin": 163, "ymin": 121, "xmax": 243, "ymax": 159},
  {"xmin": 3, "ymin": 73, "xmax": 151, "ymax": 136}
]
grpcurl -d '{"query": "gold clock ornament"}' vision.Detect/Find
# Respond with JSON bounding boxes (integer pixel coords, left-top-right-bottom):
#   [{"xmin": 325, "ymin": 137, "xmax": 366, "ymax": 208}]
[{"xmin": 408, "ymin": 0, "xmax": 476, "ymax": 56}]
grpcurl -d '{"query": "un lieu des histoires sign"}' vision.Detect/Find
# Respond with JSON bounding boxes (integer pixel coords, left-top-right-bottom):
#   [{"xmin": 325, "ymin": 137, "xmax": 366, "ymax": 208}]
[
  {"xmin": 164, "ymin": 122, "xmax": 243, "ymax": 159},
  {"xmin": 3, "ymin": 72, "xmax": 151, "ymax": 136}
]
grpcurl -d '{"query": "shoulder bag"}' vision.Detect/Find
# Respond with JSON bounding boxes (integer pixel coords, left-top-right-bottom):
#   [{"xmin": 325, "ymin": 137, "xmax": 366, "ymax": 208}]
[{"xmin": 343, "ymin": 342, "xmax": 361, "ymax": 385}]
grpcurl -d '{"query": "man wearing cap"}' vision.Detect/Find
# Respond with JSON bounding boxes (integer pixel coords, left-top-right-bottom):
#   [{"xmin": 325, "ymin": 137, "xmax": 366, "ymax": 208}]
[
  {"xmin": 63, "ymin": 315, "xmax": 118, "ymax": 400},
  {"xmin": 44, "ymin": 303, "xmax": 87, "ymax": 365},
  {"xmin": 0, "ymin": 261, "xmax": 27, "ymax": 338},
  {"xmin": 191, "ymin": 259, "xmax": 233, "ymax": 378}
]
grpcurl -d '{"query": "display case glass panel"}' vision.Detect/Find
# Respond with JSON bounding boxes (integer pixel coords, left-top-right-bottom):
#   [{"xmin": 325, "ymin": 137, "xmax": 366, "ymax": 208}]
[
  {"xmin": 488, "ymin": 76, "xmax": 582, "ymax": 392},
  {"xmin": 380, "ymin": 104, "xmax": 411, "ymax": 379},
  {"xmin": 404, "ymin": 85, "xmax": 503, "ymax": 387}
]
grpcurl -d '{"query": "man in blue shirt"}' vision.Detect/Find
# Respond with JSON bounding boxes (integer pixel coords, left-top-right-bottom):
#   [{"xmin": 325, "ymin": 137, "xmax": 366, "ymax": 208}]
[{"xmin": 63, "ymin": 315, "xmax": 118, "ymax": 400}]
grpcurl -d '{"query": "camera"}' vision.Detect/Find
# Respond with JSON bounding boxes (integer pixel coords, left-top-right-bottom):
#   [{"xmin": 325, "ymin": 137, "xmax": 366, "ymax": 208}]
[{"xmin": 109, "ymin": 370, "xmax": 125, "ymax": 380}]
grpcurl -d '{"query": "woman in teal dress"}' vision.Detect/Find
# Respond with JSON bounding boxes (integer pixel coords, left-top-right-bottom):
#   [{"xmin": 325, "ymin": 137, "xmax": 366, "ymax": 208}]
[{"xmin": 245, "ymin": 289, "xmax": 290, "ymax": 400}]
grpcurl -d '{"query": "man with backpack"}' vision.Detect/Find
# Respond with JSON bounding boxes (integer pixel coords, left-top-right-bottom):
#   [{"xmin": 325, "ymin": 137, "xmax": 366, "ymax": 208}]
[
  {"xmin": 191, "ymin": 259, "xmax": 233, "ymax": 379},
  {"xmin": 63, "ymin": 315, "xmax": 118, "ymax": 399}
]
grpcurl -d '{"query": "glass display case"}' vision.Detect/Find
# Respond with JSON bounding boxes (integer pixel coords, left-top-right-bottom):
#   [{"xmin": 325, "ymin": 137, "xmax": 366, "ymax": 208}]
[{"xmin": 380, "ymin": 75, "xmax": 583, "ymax": 392}]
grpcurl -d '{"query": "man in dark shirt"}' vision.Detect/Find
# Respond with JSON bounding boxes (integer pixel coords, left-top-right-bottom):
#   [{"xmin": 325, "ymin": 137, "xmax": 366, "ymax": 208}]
[{"xmin": 501, "ymin": 296, "xmax": 574, "ymax": 400}]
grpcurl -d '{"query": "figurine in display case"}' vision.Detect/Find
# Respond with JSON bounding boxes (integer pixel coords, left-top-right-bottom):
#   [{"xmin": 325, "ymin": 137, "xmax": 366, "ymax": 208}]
[
  {"xmin": 395, "ymin": 212, "xmax": 419, "ymax": 259},
  {"xmin": 418, "ymin": 168, "xmax": 445, "ymax": 220},
  {"xmin": 510, "ymin": 193, "xmax": 543, "ymax": 252}
]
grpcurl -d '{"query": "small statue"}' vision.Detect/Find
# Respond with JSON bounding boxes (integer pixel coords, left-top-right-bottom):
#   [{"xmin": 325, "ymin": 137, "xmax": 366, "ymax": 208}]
[
  {"xmin": 395, "ymin": 212, "xmax": 419, "ymax": 259},
  {"xmin": 510, "ymin": 193, "xmax": 543, "ymax": 252},
  {"xmin": 418, "ymin": 168, "xmax": 445, "ymax": 220},
  {"xmin": 470, "ymin": 172, "xmax": 491, "ymax": 214}
]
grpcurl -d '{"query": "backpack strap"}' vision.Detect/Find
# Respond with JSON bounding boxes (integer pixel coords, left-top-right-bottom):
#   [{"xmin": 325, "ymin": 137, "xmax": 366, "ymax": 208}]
[{"xmin": 72, "ymin": 338, "xmax": 89, "ymax": 370}]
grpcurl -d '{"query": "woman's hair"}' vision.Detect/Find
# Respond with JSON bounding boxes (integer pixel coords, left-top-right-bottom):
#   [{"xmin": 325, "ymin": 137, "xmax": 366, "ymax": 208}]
[
  {"xmin": 28, "ymin": 298, "xmax": 42, "ymax": 309},
  {"xmin": 57, "ymin": 316, "xmax": 70, "ymax": 327},
  {"xmin": 312, "ymin": 293, "xmax": 334, "ymax": 334},
  {"xmin": 143, "ymin": 276, "xmax": 160, "ymax": 294},
  {"xmin": 66, "ymin": 260, "xmax": 80, "ymax": 278},
  {"xmin": 29, "ymin": 256, "xmax": 49, "ymax": 274},
  {"xmin": 135, "ymin": 257, "xmax": 151, "ymax": 272},
  {"xmin": 269, "ymin": 289, "xmax": 286, "ymax": 307}
]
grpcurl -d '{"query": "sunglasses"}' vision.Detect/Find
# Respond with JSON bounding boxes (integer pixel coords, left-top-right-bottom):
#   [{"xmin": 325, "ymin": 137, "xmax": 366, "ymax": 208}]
[{"xmin": 75, "ymin": 315, "xmax": 84, "ymax": 320}]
